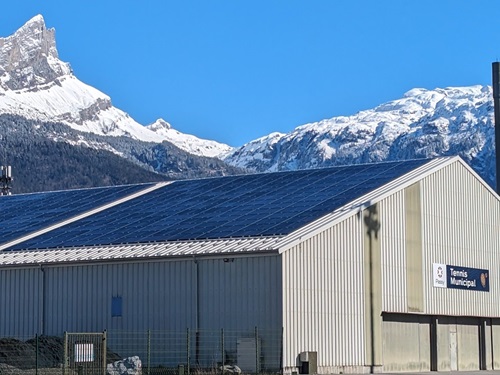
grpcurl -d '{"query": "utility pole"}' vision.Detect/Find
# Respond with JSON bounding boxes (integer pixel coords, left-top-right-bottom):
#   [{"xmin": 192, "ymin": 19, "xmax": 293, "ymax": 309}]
[{"xmin": 0, "ymin": 165, "xmax": 13, "ymax": 195}]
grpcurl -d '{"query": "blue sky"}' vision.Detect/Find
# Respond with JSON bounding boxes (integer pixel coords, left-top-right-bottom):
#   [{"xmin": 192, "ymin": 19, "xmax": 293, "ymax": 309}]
[{"xmin": 1, "ymin": 1, "xmax": 500, "ymax": 146}]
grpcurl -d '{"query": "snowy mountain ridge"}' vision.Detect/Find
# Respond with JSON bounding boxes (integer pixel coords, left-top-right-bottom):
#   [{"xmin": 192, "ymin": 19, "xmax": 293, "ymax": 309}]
[
  {"xmin": 223, "ymin": 85, "xmax": 495, "ymax": 186},
  {"xmin": 0, "ymin": 15, "xmax": 232, "ymax": 158},
  {"xmin": 0, "ymin": 15, "xmax": 497, "ymax": 190}
]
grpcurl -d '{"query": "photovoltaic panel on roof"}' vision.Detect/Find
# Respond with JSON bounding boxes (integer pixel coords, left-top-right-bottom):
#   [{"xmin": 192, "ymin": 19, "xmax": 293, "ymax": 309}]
[
  {"xmin": 0, "ymin": 183, "xmax": 155, "ymax": 247},
  {"xmin": 5, "ymin": 159, "xmax": 430, "ymax": 251}
]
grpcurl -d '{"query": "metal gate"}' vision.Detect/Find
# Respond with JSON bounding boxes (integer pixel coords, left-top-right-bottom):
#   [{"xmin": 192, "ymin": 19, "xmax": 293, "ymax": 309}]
[{"xmin": 63, "ymin": 331, "xmax": 107, "ymax": 375}]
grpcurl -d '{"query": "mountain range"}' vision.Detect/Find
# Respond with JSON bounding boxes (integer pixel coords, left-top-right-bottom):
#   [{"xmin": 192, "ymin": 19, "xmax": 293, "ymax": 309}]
[{"xmin": 0, "ymin": 15, "xmax": 496, "ymax": 193}]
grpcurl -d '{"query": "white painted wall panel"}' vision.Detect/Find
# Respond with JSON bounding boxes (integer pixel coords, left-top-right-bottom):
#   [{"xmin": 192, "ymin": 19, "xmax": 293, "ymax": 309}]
[
  {"xmin": 378, "ymin": 190, "xmax": 408, "ymax": 313},
  {"xmin": 420, "ymin": 162, "xmax": 500, "ymax": 317},
  {"xmin": 376, "ymin": 161, "xmax": 500, "ymax": 318},
  {"xmin": 282, "ymin": 215, "xmax": 366, "ymax": 372}
]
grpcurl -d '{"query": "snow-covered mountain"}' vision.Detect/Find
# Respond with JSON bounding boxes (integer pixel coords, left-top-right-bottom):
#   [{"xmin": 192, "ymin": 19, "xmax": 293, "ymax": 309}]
[
  {"xmin": 0, "ymin": 15, "xmax": 232, "ymax": 158},
  {"xmin": 0, "ymin": 15, "xmax": 497, "ymax": 192},
  {"xmin": 224, "ymin": 85, "xmax": 496, "ymax": 187}
]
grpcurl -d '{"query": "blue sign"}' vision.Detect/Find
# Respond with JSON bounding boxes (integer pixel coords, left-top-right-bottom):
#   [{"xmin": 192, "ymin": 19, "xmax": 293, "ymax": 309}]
[{"xmin": 433, "ymin": 263, "xmax": 489, "ymax": 292}]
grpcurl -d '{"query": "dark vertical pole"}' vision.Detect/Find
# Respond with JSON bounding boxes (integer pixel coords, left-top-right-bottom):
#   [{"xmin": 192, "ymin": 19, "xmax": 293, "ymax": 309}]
[
  {"xmin": 368, "ymin": 232, "xmax": 375, "ymax": 374},
  {"xmin": 103, "ymin": 330, "xmax": 107, "ymax": 375},
  {"xmin": 491, "ymin": 62, "xmax": 500, "ymax": 193},
  {"xmin": 147, "ymin": 329, "xmax": 151, "ymax": 375},
  {"xmin": 35, "ymin": 333, "xmax": 39, "ymax": 375},
  {"xmin": 430, "ymin": 316, "xmax": 438, "ymax": 371},
  {"xmin": 255, "ymin": 326, "xmax": 259, "ymax": 374},
  {"xmin": 491, "ymin": 318, "xmax": 495, "ymax": 370},
  {"xmin": 63, "ymin": 331, "xmax": 68, "ymax": 375},
  {"xmin": 186, "ymin": 328, "xmax": 191, "ymax": 375},
  {"xmin": 221, "ymin": 329, "xmax": 225, "ymax": 374},
  {"xmin": 280, "ymin": 327, "xmax": 284, "ymax": 375},
  {"xmin": 187, "ymin": 328, "xmax": 191, "ymax": 375},
  {"xmin": 364, "ymin": 205, "xmax": 380, "ymax": 374},
  {"xmin": 479, "ymin": 318, "xmax": 487, "ymax": 370}
]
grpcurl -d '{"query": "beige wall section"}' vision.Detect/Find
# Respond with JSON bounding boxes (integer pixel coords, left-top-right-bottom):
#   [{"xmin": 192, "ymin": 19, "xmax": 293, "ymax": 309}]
[
  {"xmin": 282, "ymin": 214, "xmax": 366, "ymax": 373},
  {"xmin": 379, "ymin": 190, "xmax": 408, "ymax": 313},
  {"xmin": 457, "ymin": 319, "xmax": 480, "ymax": 370},
  {"xmin": 363, "ymin": 204, "xmax": 383, "ymax": 370},
  {"xmin": 281, "ymin": 159, "xmax": 500, "ymax": 373},
  {"xmin": 436, "ymin": 316, "xmax": 482, "ymax": 371},
  {"xmin": 405, "ymin": 183, "xmax": 424, "ymax": 312},
  {"xmin": 382, "ymin": 314, "xmax": 430, "ymax": 372},
  {"xmin": 486, "ymin": 320, "xmax": 493, "ymax": 370},
  {"xmin": 420, "ymin": 161, "xmax": 500, "ymax": 316},
  {"xmin": 379, "ymin": 160, "xmax": 500, "ymax": 317},
  {"xmin": 436, "ymin": 317, "xmax": 452, "ymax": 371},
  {"xmin": 492, "ymin": 319, "xmax": 500, "ymax": 369},
  {"xmin": 378, "ymin": 184, "xmax": 423, "ymax": 314}
]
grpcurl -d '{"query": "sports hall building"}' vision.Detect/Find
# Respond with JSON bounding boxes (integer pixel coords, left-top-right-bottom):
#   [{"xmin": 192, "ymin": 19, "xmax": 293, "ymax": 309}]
[{"xmin": 0, "ymin": 156, "xmax": 499, "ymax": 373}]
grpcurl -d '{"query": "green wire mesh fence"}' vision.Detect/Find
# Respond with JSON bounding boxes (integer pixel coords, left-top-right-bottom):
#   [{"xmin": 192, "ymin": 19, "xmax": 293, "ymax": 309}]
[{"xmin": 0, "ymin": 328, "xmax": 283, "ymax": 375}]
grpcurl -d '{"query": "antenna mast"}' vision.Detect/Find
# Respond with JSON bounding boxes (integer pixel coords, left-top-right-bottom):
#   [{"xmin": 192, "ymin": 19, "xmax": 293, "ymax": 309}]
[{"xmin": 0, "ymin": 165, "xmax": 12, "ymax": 196}]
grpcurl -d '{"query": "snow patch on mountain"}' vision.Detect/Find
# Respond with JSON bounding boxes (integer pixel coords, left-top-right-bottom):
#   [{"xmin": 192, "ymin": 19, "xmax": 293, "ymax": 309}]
[
  {"xmin": 146, "ymin": 119, "xmax": 233, "ymax": 158},
  {"xmin": 0, "ymin": 15, "xmax": 232, "ymax": 158},
  {"xmin": 224, "ymin": 85, "xmax": 495, "ymax": 186}
]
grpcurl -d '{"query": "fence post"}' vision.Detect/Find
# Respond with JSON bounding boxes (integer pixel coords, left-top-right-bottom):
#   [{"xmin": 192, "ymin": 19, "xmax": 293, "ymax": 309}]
[
  {"xmin": 103, "ymin": 330, "xmax": 107, "ymax": 375},
  {"xmin": 280, "ymin": 327, "xmax": 284, "ymax": 374},
  {"xmin": 36, "ymin": 333, "xmax": 39, "ymax": 375},
  {"xmin": 186, "ymin": 328, "xmax": 190, "ymax": 375},
  {"xmin": 63, "ymin": 331, "xmax": 67, "ymax": 375},
  {"xmin": 147, "ymin": 329, "xmax": 151, "ymax": 375},
  {"xmin": 255, "ymin": 327, "xmax": 259, "ymax": 374},
  {"xmin": 221, "ymin": 328, "xmax": 225, "ymax": 374}
]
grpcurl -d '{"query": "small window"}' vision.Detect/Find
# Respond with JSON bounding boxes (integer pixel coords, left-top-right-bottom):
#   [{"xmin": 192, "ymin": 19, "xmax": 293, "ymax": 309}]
[{"xmin": 111, "ymin": 296, "xmax": 122, "ymax": 317}]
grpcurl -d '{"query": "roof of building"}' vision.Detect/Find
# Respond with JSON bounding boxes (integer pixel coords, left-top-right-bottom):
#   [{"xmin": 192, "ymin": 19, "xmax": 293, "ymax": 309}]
[
  {"xmin": 0, "ymin": 156, "xmax": 487, "ymax": 265},
  {"xmin": 0, "ymin": 157, "xmax": 433, "ymax": 250}
]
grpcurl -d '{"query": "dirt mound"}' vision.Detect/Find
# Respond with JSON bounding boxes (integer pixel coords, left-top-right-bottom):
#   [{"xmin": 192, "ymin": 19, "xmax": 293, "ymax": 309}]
[
  {"xmin": 25, "ymin": 336, "xmax": 64, "ymax": 367},
  {"xmin": 0, "ymin": 336, "xmax": 63, "ymax": 370},
  {"xmin": 0, "ymin": 335, "xmax": 123, "ymax": 373}
]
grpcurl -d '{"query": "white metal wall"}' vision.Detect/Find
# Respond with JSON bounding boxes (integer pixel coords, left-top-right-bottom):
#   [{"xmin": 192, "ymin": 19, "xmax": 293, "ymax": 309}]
[
  {"xmin": 281, "ymin": 159, "xmax": 500, "ymax": 373},
  {"xmin": 420, "ymin": 161, "xmax": 500, "ymax": 316},
  {"xmin": 378, "ymin": 189, "xmax": 409, "ymax": 313},
  {"xmin": 282, "ymin": 214, "xmax": 366, "ymax": 373},
  {"xmin": 375, "ymin": 160, "xmax": 500, "ymax": 317}
]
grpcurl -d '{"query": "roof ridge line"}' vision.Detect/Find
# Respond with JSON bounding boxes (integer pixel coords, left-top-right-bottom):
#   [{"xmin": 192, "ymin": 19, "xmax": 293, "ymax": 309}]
[{"xmin": 0, "ymin": 181, "xmax": 171, "ymax": 252}]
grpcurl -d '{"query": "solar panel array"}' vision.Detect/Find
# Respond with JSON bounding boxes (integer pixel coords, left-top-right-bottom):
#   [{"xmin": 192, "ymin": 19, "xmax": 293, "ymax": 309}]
[
  {"xmin": 0, "ymin": 184, "xmax": 155, "ymax": 248},
  {"xmin": 3, "ymin": 159, "xmax": 430, "ymax": 251}
]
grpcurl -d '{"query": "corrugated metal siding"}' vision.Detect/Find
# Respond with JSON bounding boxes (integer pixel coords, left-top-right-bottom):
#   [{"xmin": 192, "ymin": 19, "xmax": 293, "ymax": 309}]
[
  {"xmin": 0, "ymin": 237, "xmax": 282, "ymax": 266},
  {"xmin": 0, "ymin": 254, "xmax": 281, "ymax": 338},
  {"xmin": 379, "ymin": 190, "xmax": 408, "ymax": 313},
  {"xmin": 421, "ymin": 161, "xmax": 500, "ymax": 316},
  {"xmin": 282, "ymin": 214, "xmax": 366, "ymax": 370},
  {"xmin": 0, "ymin": 267, "xmax": 40, "ymax": 336},
  {"xmin": 198, "ymin": 256, "xmax": 282, "ymax": 330}
]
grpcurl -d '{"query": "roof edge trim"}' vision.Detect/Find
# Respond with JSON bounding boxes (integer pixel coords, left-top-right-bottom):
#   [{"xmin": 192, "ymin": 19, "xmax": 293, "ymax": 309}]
[{"xmin": 0, "ymin": 236, "xmax": 282, "ymax": 266}]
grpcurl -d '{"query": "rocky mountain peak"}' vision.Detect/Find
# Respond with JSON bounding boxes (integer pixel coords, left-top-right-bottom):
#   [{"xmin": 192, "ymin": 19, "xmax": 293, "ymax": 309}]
[
  {"xmin": 0, "ymin": 14, "xmax": 71, "ymax": 90},
  {"xmin": 224, "ymin": 85, "xmax": 495, "ymax": 186},
  {"xmin": 147, "ymin": 118, "xmax": 172, "ymax": 131}
]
